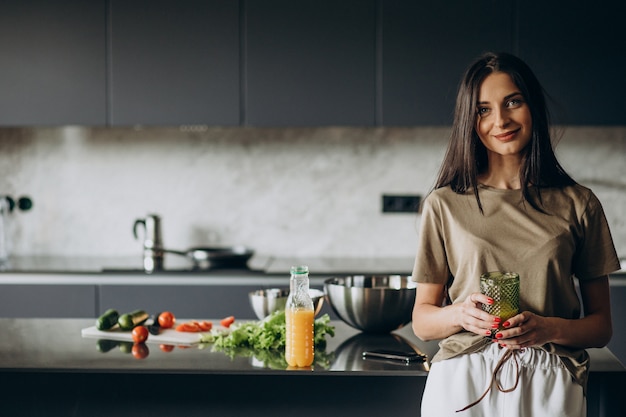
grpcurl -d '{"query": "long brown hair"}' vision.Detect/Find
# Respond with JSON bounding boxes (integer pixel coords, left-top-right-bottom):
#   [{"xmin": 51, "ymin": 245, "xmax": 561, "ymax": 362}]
[{"xmin": 434, "ymin": 52, "xmax": 576, "ymax": 213}]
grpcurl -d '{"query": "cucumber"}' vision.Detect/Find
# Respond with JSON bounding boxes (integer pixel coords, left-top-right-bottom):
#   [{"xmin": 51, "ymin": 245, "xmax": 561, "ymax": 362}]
[
  {"xmin": 118, "ymin": 309, "xmax": 149, "ymax": 330},
  {"xmin": 96, "ymin": 308, "xmax": 120, "ymax": 330}
]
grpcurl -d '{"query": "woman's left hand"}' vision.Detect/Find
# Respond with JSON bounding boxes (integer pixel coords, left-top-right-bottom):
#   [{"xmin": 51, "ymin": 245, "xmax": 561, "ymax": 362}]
[{"xmin": 493, "ymin": 311, "xmax": 554, "ymax": 349}]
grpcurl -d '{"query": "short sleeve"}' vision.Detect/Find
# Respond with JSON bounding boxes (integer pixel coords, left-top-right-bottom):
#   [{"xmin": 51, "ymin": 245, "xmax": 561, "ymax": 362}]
[
  {"xmin": 573, "ymin": 192, "xmax": 620, "ymax": 280},
  {"xmin": 412, "ymin": 193, "xmax": 451, "ymax": 284}
]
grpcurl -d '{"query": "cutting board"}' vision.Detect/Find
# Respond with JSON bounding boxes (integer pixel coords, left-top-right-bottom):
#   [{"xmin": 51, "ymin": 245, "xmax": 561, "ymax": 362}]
[{"xmin": 81, "ymin": 325, "xmax": 208, "ymax": 345}]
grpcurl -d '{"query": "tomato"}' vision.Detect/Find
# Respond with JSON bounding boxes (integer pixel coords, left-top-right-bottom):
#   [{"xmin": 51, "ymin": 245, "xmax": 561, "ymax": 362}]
[
  {"xmin": 196, "ymin": 321, "xmax": 213, "ymax": 331},
  {"xmin": 159, "ymin": 344, "xmax": 175, "ymax": 353},
  {"xmin": 158, "ymin": 311, "xmax": 176, "ymax": 329},
  {"xmin": 176, "ymin": 322, "xmax": 201, "ymax": 332},
  {"xmin": 131, "ymin": 326, "xmax": 149, "ymax": 343},
  {"xmin": 132, "ymin": 343, "xmax": 149, "ymax": 359},
  {"xmin": 175, "ymin": 320, "xmax": 213, "ymax": 332},
  {"xmin": 220, "ymin": 316, "xmax": 235, "ymax": 328}
]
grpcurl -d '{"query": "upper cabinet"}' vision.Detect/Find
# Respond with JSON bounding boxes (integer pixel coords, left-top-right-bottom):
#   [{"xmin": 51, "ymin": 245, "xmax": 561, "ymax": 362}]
[
  {"xmin": 518, "ymin": 1, "xmax": 626, "ymax": 125},
  {"xmin": 244, "ymin": 0, "xmax": 376, "ymax": 127},
  {"xmin": 109, "ymin": 0, "xmax": 240, "ymax": 126},
  {"xmin": 0, "ymin": 0, "xmax": 106, "ymax": 126},
  {"xmin": 0, "ymin": 0, "xmax": 623, "ymax": 127},
  {"xmin": 381, "ymin": 1, "xmax": 514, "ymax": 126}
]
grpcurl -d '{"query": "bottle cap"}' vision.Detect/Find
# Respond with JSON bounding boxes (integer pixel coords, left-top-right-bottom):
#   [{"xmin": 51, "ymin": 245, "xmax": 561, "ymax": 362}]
[{"xmin": 290, "ymin": 265, "xmax": 309, "ymax": 275}]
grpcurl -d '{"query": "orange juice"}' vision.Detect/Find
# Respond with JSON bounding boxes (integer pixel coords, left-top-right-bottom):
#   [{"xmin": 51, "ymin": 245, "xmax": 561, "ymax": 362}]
[{"xmin": 285, "ymin": 308, "xmax": 314, "ymax": 367}]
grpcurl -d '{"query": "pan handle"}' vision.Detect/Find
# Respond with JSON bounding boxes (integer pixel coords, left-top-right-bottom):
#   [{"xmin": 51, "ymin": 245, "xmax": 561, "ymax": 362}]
[{"xmin": 161, "ymin": 248, "xmax": 188, "ymax": 257}]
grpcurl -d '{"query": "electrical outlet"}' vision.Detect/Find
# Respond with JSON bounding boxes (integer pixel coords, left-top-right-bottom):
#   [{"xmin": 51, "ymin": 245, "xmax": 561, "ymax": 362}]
[{"xmin": 382, "ymin": 194, "xmax": 422, "ymax": 213}]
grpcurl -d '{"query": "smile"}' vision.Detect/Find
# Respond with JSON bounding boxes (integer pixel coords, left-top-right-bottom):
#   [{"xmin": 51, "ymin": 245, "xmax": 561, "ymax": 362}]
[{"xmin": 494, "ymin": 129, "xmax": 520, "ymax": 141}]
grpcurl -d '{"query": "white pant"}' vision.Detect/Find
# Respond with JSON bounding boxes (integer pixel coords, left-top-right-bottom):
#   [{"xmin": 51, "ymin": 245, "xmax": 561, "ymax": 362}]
[{"xmin": 421, "ymin": 343, "xmax": 585, "ymax": 417}]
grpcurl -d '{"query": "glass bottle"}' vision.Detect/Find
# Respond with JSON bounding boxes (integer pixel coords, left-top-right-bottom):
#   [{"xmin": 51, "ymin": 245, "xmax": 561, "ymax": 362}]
[{"xmin": 285, "ymin": 265, "xmax": 314, "ymax": 367}]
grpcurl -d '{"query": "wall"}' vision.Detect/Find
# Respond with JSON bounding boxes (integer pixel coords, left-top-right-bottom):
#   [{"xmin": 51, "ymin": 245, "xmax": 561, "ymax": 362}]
[{"xmin": 0, "ymin": 126, "xmax": 624, "ymax": 261}]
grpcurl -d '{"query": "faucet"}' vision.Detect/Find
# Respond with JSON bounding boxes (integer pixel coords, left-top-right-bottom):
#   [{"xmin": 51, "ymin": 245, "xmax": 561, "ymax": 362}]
[
  {"xmin": 0, "ymin": 196, "xmax": 34, "ymax": 269},
  {"xmin": 133, "ymin": 213, "xmax": 164, "ymax": 273}
]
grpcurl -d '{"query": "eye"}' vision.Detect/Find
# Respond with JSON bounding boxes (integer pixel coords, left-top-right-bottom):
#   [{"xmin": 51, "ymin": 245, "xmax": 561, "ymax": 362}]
[
  {"xmin": 476, "ymin": 107, "xmax": 490, "ymax": 117},
  {"xmin": 506, "ymin": 98, "xmax": 524, "ymax": 108}
]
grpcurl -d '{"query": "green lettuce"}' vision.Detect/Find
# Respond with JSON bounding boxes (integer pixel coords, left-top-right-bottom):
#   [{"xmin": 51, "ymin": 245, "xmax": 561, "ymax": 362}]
[{"xmin": 200, "ymin": 311, "xmax": 335, "ymax": 368}]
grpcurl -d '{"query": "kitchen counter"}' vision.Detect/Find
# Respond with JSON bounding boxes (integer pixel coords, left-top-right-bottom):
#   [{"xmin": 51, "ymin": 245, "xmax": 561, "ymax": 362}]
[
  {"xmin": 1, "ymin": 318, "xmax": 436, "ymax": 375},
  {"xmin": 0, "ymin": 318, "xmax": 624, "ymax": 417},
  {"xmin": 0, "ymin": 254, "xmax": 417, "ymax": 276}
]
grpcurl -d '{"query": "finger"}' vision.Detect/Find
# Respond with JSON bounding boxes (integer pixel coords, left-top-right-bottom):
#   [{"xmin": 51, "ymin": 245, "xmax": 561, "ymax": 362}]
[
  {"xmin": 468, "ymin": 292, "xmax": 493, "ymax": 307},
  {"xmin": 501, "ymin": 312, "xmax": 526, "ymax": 328}
]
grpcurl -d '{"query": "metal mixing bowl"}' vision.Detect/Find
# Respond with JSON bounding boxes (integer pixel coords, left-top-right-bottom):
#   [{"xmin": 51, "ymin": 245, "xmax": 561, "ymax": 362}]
[
  {"xmin": 248, "ymin": 288, "xmax": 325, "ymax": 320},
  {"xmin": 324, "ymin": 275, "xmax": 416, "ymax": 333}
]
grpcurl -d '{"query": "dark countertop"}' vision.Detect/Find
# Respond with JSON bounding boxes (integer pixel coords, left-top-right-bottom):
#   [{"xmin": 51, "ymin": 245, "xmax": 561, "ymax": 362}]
[
  {"xmin": 1, "ymin": 318, "xmax": 623, "ymax": 375},
  {"xmin": 1, "ymin": 318, "xmax": 624, "ymax": 417},
  {"xmin": 0, "ymin": 318, "xmax": 435, "ymax": 376}
]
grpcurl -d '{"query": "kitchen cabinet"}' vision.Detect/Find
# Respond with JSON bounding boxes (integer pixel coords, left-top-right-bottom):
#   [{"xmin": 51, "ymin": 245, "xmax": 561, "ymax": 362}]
[
  {"xmin": 518, "ymin": 1, "xmax": 626, "ymax": 125},
  {"xmin": 381, "ymin": 0, "xmax": 514, "ymax": 126},
  {"xmin": 0, "ymin": 0, "xmax": 106, "ymax": 125},
  {"xmin": 0, "ymin": 0, "xmax": 624, "ymax": 127},
  {"xmin": 109, "ymin": 0, "xmax": 240, "ymax": 126},
  {"xmin": 98, "ymin": 284, "xmax": 261, "ymax": 319},
  {"xmin": 97, "ymin": 283, "xmax": 335, "ymax": 320},
  {"xmin": 244, "ymin": 0, "xmax": 376, "ymax": 126},
  {"xmin": 0, "ymin": 285, "xmax": 96, "ymax": 318}
]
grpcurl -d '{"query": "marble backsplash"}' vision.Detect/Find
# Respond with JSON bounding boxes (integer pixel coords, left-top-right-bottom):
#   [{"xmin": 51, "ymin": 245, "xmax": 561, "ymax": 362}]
[{"xmin": 0, "ymin": 126, "xmax": 624, "ymax": 263}]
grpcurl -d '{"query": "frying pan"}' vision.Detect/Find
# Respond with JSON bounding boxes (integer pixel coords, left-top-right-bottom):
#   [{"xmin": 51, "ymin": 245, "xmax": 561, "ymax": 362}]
[{"xmin": 164, "ymin": 245, "xmax": 254, "ymax": 269}]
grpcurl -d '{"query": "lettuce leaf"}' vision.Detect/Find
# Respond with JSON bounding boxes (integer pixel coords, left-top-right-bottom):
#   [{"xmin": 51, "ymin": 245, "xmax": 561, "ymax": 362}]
[{"xmin": 200, "ymin": 311, "xmax": 335, "ymax": 361}]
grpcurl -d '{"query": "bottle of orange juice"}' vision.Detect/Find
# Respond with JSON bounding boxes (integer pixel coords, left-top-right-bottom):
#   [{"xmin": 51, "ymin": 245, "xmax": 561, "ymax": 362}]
[{"xmin": 285, "ymin": 265, "xmax": 314, "ymax": 368}]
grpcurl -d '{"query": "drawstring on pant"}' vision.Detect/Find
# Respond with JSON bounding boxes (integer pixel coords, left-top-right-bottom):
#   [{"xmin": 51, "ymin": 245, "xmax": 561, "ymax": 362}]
[{"xmin": 456, "ymin": 349, "xmax": 521, "ymax": 413}]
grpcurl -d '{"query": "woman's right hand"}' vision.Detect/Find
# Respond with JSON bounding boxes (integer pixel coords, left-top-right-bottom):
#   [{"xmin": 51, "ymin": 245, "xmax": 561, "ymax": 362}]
[
  {"xmin": 458, "ymin": 292, "xmax": 500, "ymax": 337},
  {"xmin": 413, "ymin": 283, "xmax": 500, "ymax": 341}
]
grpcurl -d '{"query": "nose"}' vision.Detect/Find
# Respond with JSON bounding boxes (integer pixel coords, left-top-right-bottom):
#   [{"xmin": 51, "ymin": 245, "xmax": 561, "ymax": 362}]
[{"xmin": 493, "ymin": 106, "xmax": 511, "ymax": 128}]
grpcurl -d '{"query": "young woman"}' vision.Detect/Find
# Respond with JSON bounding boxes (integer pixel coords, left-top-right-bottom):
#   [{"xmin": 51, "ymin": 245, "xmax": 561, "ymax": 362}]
[{"xmin": 411, "ymin": 52, "xmax": 620, "ymax": 416}]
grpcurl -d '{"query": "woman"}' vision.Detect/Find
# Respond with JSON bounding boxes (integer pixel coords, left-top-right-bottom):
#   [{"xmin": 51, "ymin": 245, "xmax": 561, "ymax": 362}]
[{"xmin": 411, "ymin": 52, "xmax": 620, "ymax": 416}]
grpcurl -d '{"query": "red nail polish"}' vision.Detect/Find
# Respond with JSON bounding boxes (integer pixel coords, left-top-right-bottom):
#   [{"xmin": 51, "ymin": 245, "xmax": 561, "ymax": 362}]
[
  {"xmin": 496, "ymin": 333, "xmax": 503, "ymax": 339},
  {"xmin": 503, "ymin": 321, "xmax": 510, "ymax": 327},
  {"xmin": 494, "ymin": 317, "xmax": 501, "ymax": 323},
  {"xmin": 491, "ymin": 323, "xmax": 500, "ymax": 329},
  {"xmin": 485, "ymin": 330, "xmax": 492, "ymax": 336},
  {"xmin": 487, "ymin": 298, "xmax": 494, "ymax": 305}
]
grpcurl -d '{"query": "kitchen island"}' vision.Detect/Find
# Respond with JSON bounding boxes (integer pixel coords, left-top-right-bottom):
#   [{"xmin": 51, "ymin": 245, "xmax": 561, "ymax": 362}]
[{"xmin": 0, "ymin": 318, "xmax": 624, "ymax": 417}]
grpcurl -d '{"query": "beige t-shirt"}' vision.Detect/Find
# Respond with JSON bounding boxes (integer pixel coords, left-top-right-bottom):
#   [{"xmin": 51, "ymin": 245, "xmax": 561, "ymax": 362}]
[{"xmin": 412, "ymin": 183, "xmax": 620, "ymax": 387}]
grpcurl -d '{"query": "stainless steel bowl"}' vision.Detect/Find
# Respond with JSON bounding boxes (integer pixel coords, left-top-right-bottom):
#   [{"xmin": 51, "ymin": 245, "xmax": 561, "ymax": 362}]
[
  {"xmin": 324, "ymin": 275, "xmax": 416, "ymax": 333},
  {"xmin": 248, "ymin": 288, "xmax": 325, "ymax": 320}
]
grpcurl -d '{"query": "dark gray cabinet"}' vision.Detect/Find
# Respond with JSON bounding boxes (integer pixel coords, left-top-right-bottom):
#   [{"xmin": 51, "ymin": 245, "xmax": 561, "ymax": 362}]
[
  {"xmin": 518, "ymin": 1, "xmax": 626, "ymax": 125},
  {"xmin": 245, "ymin": 0, "xmax": 376, "ymax": 126},
  {"xmin": 0, "ymin": 285, "xmax": 96, "ymax": 318},
  {"xmin": 98, "ymin": 285, "xmax": 262, "ymax": 319},
  {"xmin": 0, "ymin": 0, "xmax": 624, "ymax": 127},
  {"xmin": 0, "ymin": 0, "xmax": 106, "ymax": 125},
  {"xmin": 381, "ymin": 1, "xmax": 514, "ymax": 126},
  {"xmin": 109, "ymin": 0, "xmax": 240, "ymax": 126},
  {"xmin": 97, "ymin": 283, "xmax": 337, "ymax": 320}
]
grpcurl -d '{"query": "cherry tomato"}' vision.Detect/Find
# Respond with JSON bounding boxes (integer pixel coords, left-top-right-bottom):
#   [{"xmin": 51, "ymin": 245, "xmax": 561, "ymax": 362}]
[
  {"xmin": 220, "ymin": 316, "xmax": 235, "ymax": 328},
  {"xmin": 176, "ymin": 322, "xmax": 201, "ymax": 332},
  {"xmin": 158, "ymin": 311, "xmax": 176, "ymax": 329},
  {"xmin": 132, "ymin": 343, "xmax": 149, "ymax": 359},
  {"xmin": 159, "ymin": 344, "xmax": 175, "ymax": 353},
  {"xmin": 196, "ymin": 321, "xmax": 213, "ymax": 331},
  {"xmin": 132, "ymin": 326, "xmax": 149, "ymax": 343}
]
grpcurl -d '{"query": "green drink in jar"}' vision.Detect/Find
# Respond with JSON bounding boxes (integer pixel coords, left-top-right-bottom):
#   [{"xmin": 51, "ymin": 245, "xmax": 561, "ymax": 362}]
[{"xmin": 480, "ymin": 271, "xmax": 520, "ymax": 336}]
